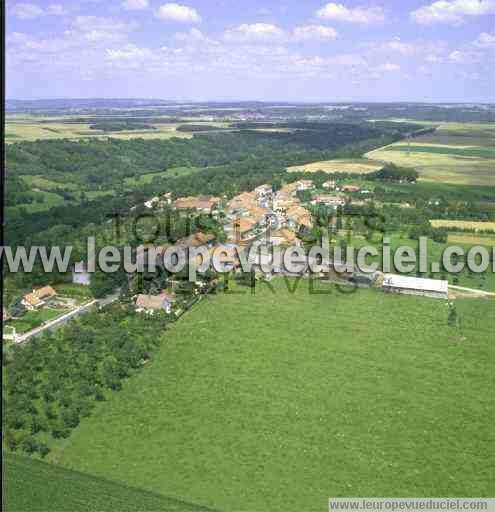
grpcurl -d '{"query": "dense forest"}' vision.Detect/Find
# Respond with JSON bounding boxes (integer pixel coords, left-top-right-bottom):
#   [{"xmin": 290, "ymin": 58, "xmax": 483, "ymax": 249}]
[{"xmin": 5, "ymin": 123, "xmax": 410, "ymax": 189}]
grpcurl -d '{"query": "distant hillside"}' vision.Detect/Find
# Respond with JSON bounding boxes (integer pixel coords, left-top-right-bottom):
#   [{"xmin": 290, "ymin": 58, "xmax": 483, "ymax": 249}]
[{"xmin": 3, "ymin": 452, "xmax": 216, "ymax": 512}]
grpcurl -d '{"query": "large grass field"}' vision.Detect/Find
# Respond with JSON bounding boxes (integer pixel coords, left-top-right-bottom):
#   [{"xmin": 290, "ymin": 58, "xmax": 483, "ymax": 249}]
[
  {"xmin": 287, "ymin": 158, "xmax": 383, "ymax": 174},
  {"xmin": 48, "ymin": 281, "xmax": 495, "ymax": 511},
  {"xmin": 365, "ymin": 122, "xmax": 495, "ymax": 186},
  {"xmin": 3, "ymin": 452, "xmax": 215, "ymax": 512}
]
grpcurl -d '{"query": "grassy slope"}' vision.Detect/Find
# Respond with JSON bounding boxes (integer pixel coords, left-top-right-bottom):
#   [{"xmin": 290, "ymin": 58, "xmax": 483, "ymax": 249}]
[
  {"xmin": 52, "ymin": 281, "xmax": 495, "ymax": 511},
  {"xmin": 3, "ymin": 452, "xmax": 216, "ymax": 512}
]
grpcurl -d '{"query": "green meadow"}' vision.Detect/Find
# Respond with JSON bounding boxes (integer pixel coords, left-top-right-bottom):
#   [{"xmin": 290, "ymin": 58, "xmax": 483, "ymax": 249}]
[
  {"xmin": 48, "ymin": 281, "xmax": 495, "ymax": 511},
  {"xmin": 3, "ymin": 452, "xmax": 214, "ymax": 512}
]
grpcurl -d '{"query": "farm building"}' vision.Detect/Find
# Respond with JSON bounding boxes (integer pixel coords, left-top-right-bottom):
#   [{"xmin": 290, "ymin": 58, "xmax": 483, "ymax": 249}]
[
  {"xmin": 295, "ymin": 180, "xmax": 314, "ymax": 191},
  {"xmin": 342, "ymin": 185, "xmax": 361, "ymax": 193},
  {"xmin": 311, "ymin": 194, "xmax": 346, "ymax": 207},
  {"xmin": 135, "ymin": 292, "xmax": 176, "ymax": 314},
  {"xmin": 22, "ymin": 286, "xmax": 57, "ymax": 310},
  {"xmin": 173, "ymin": 196, "xmax": 220, "ymax": 213},
  {"xmin": 322, "ymin": 180, "xmax": 336, "ymax": 190},
  {"xmin": 381, "ymin": 274, "xmax": 448, "ymax": 299}
]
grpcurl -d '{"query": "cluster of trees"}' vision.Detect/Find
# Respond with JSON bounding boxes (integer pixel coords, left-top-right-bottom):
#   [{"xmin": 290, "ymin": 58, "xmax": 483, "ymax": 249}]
[
  {"xmin": 3, "ymin": 306, "xmax": 171, "ymax": 457},
  {"xmin": 89, "ymin": 122, "xmax": 155, "ymax": 132},
  {"xmin": 409, "ymin": 223, "xmax": 448, "ymax": 243},
  {"xmin": 368, "ymin": 163, "xmax": 419, "ymax": 183},
  {"xmin": 176, "ymin": 124, "xmax": 226, "ymax": 132}
]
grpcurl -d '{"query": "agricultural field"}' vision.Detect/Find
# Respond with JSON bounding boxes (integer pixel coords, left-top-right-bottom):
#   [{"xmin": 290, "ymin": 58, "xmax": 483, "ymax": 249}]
[
  {"xmin": 430, "ymin": 220, "xmax": 495, "ymax": 232},
  {"xmin": 5, "ymin": 117, "xmax": 234, "ymax": 143},
  {"xmin": 287, "ymin": 158, "xmax": 383, "ymax": 174},
  {"xmin": 365, "ymin": 122, "xmax": 495, "ymax": 186},
  {"xmin": 3, "ymin": 452, "xmax": 213, "ymax": 512},
  {"xmin": 447, "ymin": 233, "xmax": 495, "ymax": 246},
  {"xmin": 49, "ymin": 281, "xmax": 495, "ymax": 511}
]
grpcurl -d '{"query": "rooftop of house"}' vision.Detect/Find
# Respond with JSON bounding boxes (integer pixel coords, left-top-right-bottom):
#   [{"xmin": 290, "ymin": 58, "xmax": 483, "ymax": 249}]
[
  {"xmin": 173, "ymin": 196, "xmax": 220, "ymax": 210},
  {"xmin": 342, "ymin": 185, "xmax": 361, "ymax": 192},
  {"xmin": 228, "ymin": 191, "xmax": 257, "ymax": 210},
  {"xmin": 135, "ymin": 292, "xmax": 176, "ymax": 310},
  {"xmin": 286, "ymin": 205, "xmax": 310, "ymax": 219},
  {"xmin": 270, "ymin": 228, "xmax": 299, "ymax": 244},
  {"xmin": 176, "ymin": 232, "xmax": 216, "ymax": 248},
  {"xmin": 234, "ymin": 217, "xmax": 257, "ymax": 234},
  {"xmin": 23, "ymin": 286, "xmax": 57, "ymax": 307}
]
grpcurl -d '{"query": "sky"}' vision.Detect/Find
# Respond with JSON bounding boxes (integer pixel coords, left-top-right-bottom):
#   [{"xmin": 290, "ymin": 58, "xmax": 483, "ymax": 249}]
[{"xmin": 6, "ymin": 0, "xmax": 495, "ymax": 102}]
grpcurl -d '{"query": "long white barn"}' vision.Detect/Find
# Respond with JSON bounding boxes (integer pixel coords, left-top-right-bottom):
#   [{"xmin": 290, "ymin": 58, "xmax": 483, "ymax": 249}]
[{"xmin": 382, "ymin": 274, "xmax": 449, "ymax": 299}]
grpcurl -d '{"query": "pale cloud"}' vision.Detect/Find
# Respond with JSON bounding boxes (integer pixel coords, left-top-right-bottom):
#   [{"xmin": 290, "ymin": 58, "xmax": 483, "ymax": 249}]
[
  {"xmin": 383, "ymin": 38, "xmax": 416, "ymax": 55},
  {"xmin": 425, "ymin": 54, "xmax": 443, "ymax": 63},
  {"xmin": 316, "ymin": 3, "xmax": 385, "ymax": 24},
  {"xmin": 122, "ymin": 0, "xmax": 149, "ymax": 10},
  {"xmin": 411, "ymin": 0, "xmax": 495, "ymax": 25},
  {"xmin": 69, "ymin": 16, "xmax": 136, "ymax": 43},
  {"xmin": 175, "ymin": 27, "xmax": 206, "ymax": 41},
  {"xmin": 10, "ymin": 2, "xmax": 68, "ymax": 19},
  {"xmin": 293, "ymin": 25, "xmax": 338, "ymax": 41},
  {"xmin": 474, "ymin": 32, "xmax": 495, "ymax": 48},
  {"xmin": 156, "ymin": 3, "xmax": 202, "ymax": 23},
  {"xmin": 449, "ymin": 50, "xmax": 467, "ymax": 62},
  {"xmin": 224, "ymin": 23, "xmax": 285, "ymax": 42},
  {"xmin": 46, "ymin": 4, "xmax": 69, "ymax": 15},
  {"xmin": 10, "ymin": 3, "xmax": 44, "ymax": 19},
  {"xmin": 106, "ymin": 44, "xmax": 154, "ymax": 60},
  {"xmin": 374, "ymin": 62, "xmax": 401, "ymax": 72}
]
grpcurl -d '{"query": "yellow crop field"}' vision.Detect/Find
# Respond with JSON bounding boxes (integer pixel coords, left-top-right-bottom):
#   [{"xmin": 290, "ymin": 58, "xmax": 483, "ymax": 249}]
[
  {"xmin": 431, "ymin": 219, "xmax": 495, "ymax": 231},
  {"xmin": 287, "ymin": 158, "xmax": 383, "ymax": 174}
]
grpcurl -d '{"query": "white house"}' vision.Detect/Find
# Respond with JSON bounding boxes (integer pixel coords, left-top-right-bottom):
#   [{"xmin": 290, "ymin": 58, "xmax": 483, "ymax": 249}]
[{"xmin": 72, "ymin": 261, "xmax": 92, "ymax": 286}]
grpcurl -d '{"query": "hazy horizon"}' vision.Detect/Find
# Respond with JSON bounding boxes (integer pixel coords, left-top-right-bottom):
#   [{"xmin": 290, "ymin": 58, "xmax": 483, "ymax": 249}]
[{"xmin": 6, "ymin": 97, "xmax": 495, "ymax": 104}]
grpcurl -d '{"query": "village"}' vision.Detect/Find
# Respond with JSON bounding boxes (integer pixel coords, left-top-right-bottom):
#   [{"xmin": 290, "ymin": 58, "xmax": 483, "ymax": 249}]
[{"xmin": 3, "ymin": 175, "xmax": 454, "ymax": 343}]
